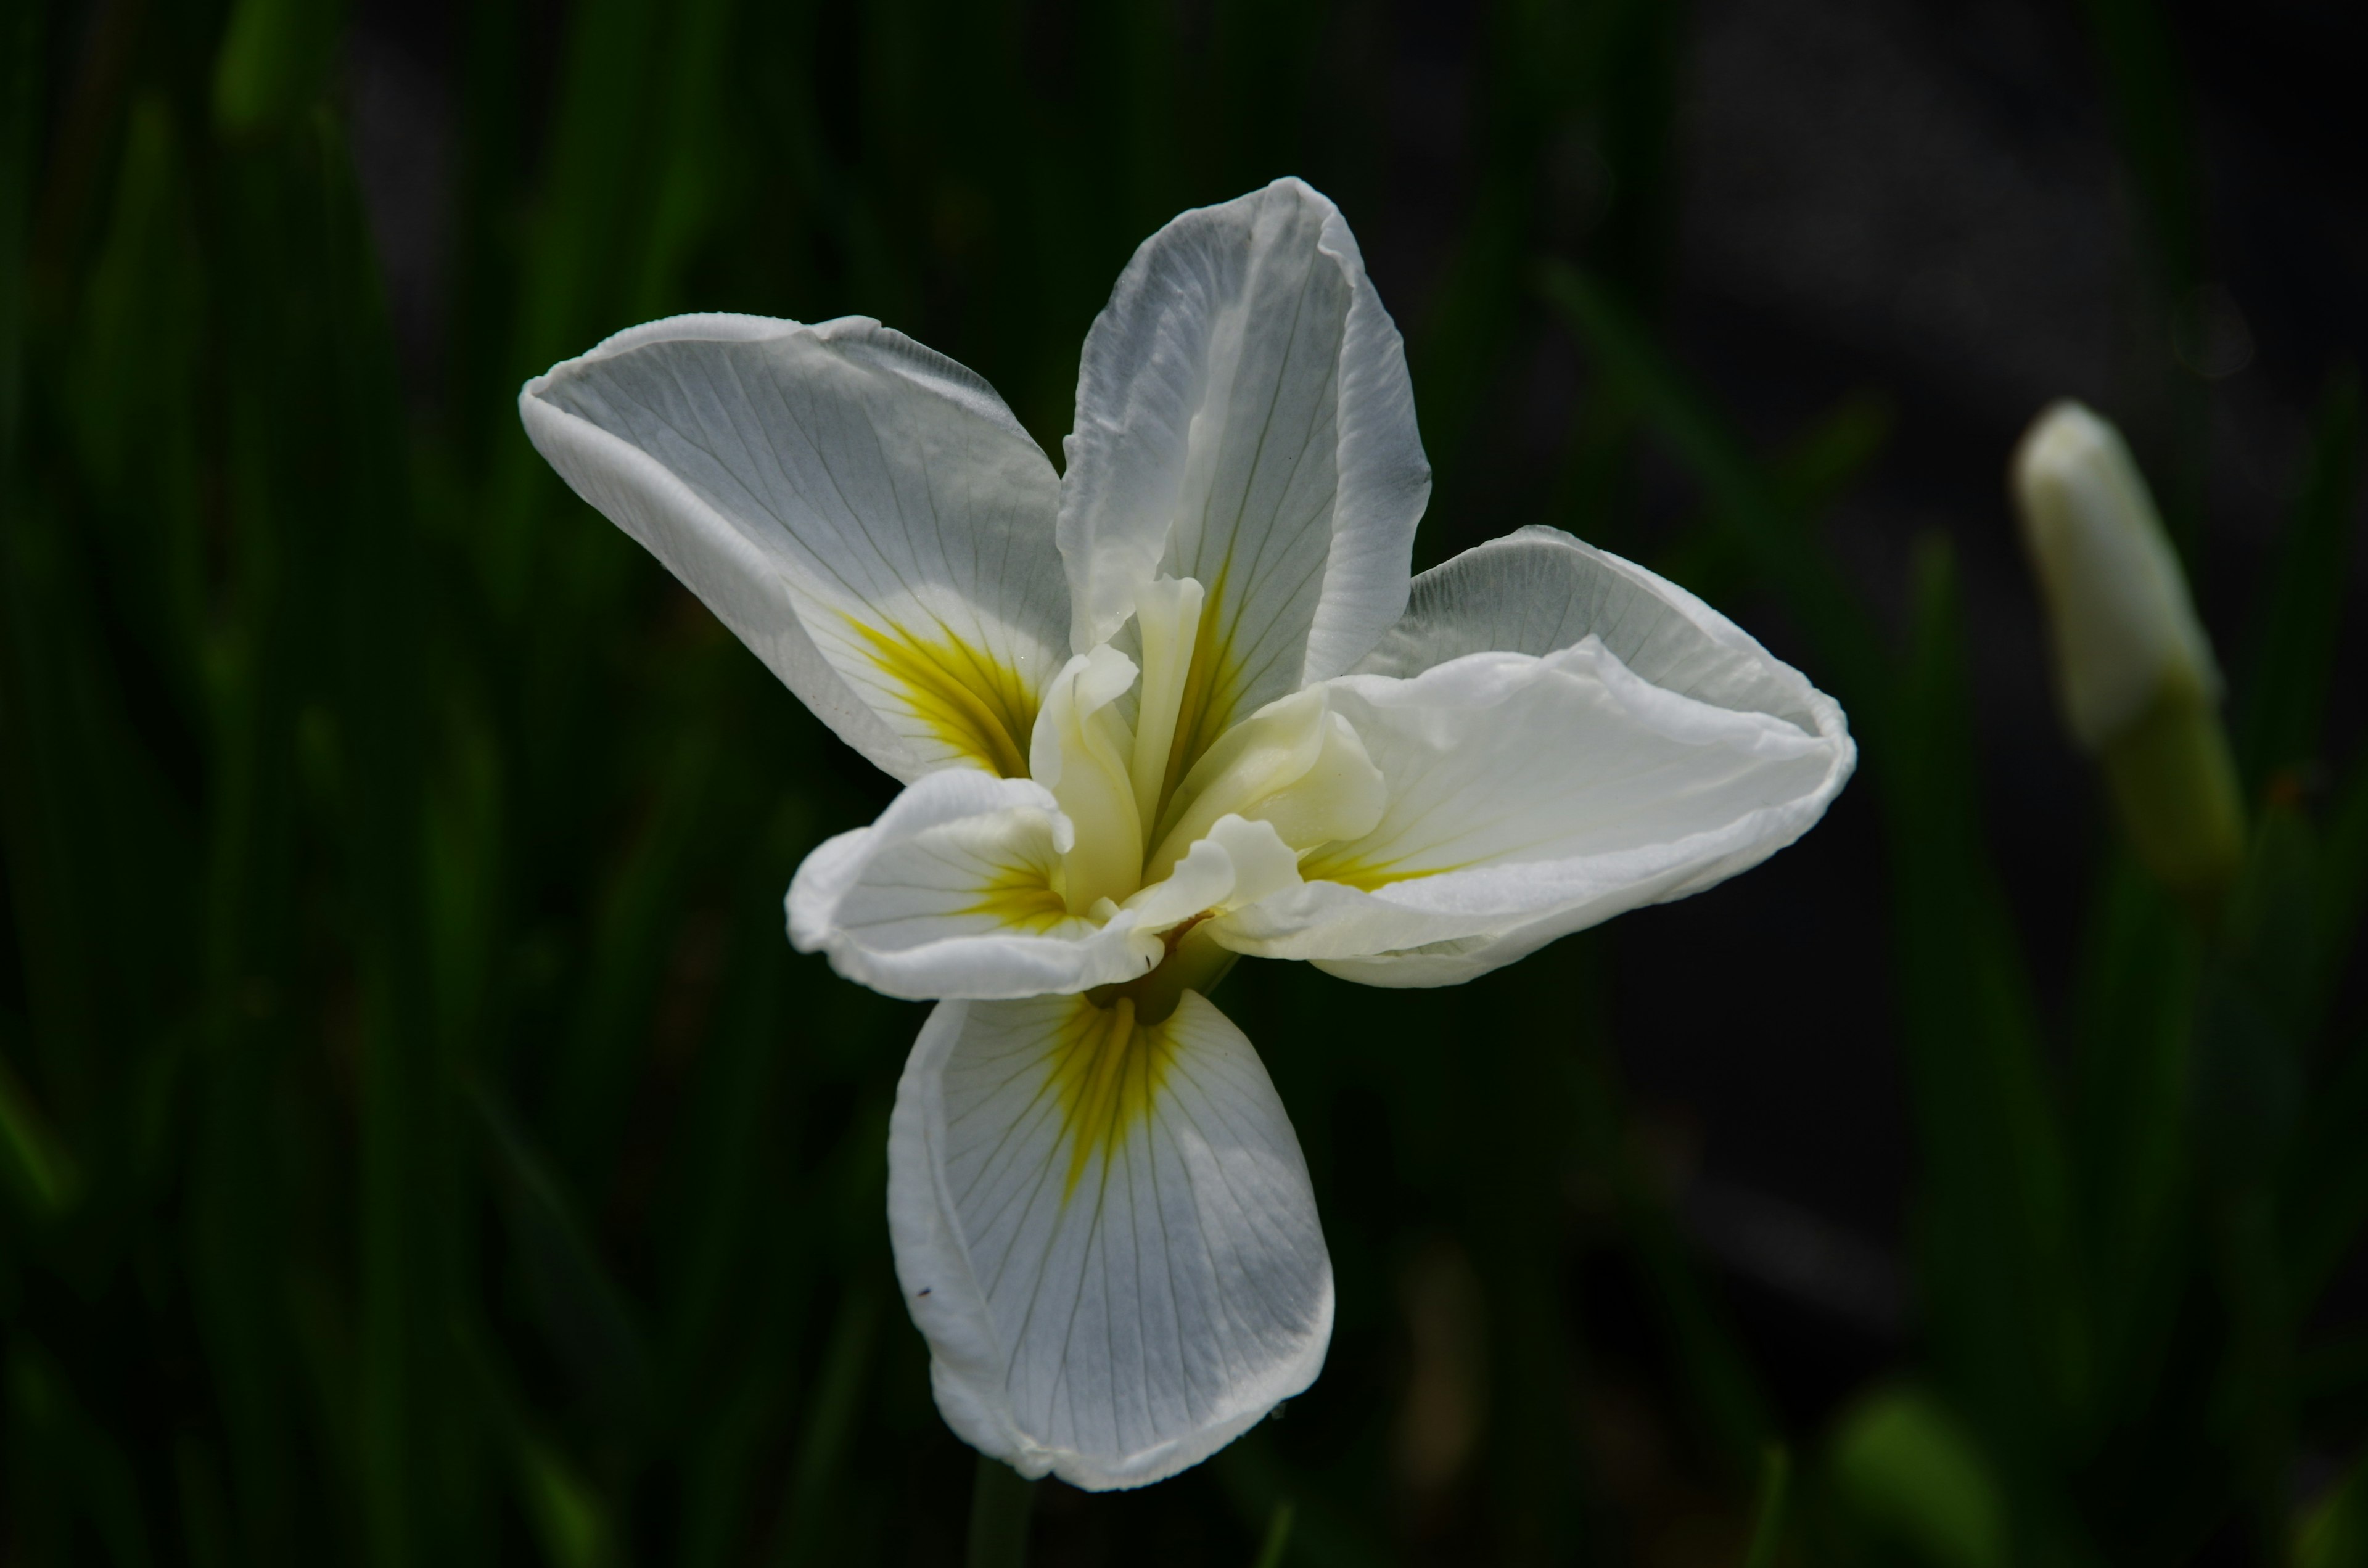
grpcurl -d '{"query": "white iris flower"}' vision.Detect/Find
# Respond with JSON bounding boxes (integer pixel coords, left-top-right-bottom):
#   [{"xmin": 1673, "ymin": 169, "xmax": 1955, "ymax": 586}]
[{"xmin": 521, "ymin": 179, "xmax": 1854, "ymax": 1491}]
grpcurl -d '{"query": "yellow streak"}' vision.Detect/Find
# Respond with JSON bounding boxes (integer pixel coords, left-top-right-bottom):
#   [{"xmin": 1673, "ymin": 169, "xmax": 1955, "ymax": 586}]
[
  {"xmin": 1298, "ymin": 852, "xmax": 1460, "ymax": 892},
  {"xmin": 1156, "ymin": 567, "xmax": 1242, "ymax": 823},
  {"xmin": 847, "ymin": 618, "xmax": 1039, "ymax": 778},
  {"xmin": 1046, "ymin": 996, "xmax": 1178, "ymax": 1201},
  {"xmin": 963, "ymin": 863, "xmax": 1074, "ymax": 934}
]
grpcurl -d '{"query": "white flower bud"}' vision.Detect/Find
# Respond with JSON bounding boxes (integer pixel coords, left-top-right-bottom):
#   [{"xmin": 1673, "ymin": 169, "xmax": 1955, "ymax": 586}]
[
  {"xmin": 2010, "ymin": 400, "xmax": 2220, "ymax": 750},
  {"xmin": 2010, "ymin": 400, "xmax": 2243, "ymax": 896}
]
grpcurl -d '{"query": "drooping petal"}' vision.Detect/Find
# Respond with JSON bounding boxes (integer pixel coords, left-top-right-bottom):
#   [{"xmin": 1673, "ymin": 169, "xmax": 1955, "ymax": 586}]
[
  {"xmin": 1212, "ymin": 638, "xmax": 1854, "ymax": 985},
  {"xmin": 889, "ymin": 992, "xmax": 1332, "ymax": 1491},
  {"xmin": 786, "ymin": 770, "xmax": 1162, "ymax": 1000},
  {"xmin": 1058, "ymin": 179, "xmax": 1429, "ymax": 794},
  {"xmin": 522, "ymin": 314, "xmax": 1069, "ymax": 783}
]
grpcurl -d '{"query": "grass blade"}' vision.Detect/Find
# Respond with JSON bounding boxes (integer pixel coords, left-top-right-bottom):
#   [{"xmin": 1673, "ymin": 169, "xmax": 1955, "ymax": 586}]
[
  {"xmin": 2236, "ymin": 367, "xmax": 2361, "ymax": 792},
  {"xmin": 1742, "ymin": 1446, "xmax": 1790, "ymax": 1568},
  {"xmin": 1250, "ymin": 1500, "xmax": 1296, "ymax": 1568},
  {"xmin": 1885, "ymin": 538, "xmax": 2084, "ymax": 1529}
]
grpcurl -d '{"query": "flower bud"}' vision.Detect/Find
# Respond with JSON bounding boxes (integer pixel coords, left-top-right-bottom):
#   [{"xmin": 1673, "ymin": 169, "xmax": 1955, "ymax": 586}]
[{"xmin": 2010, "ymin": 401, "xmax": 2243, "ymax": 896}]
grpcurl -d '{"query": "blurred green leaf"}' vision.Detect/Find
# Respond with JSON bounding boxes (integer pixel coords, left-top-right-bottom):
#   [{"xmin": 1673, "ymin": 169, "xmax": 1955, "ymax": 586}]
[
  {"xmin": 1250, "ymin": 1500, "xmax": 1297, "ymax": 1568},
  {"xmin": 2315, "ymin": 699, "xmax": 2368, "ymax": 1007},
  {"xmin": 1651, "ymin": 392, "xmax": 1893, "ymax": 605},
  {"xmin": 1885, "ymin": 538, "xmax": 2085, "ymax": 1522},
  {"xmin": 1743, "ymin": 1445, "xmax": 1791, "ymax": 1568},
  {"xmin": 8, "ymin": 1339, "xmax": 157, "ymax": 1567},
  {"xmin": 2073, "ymin": 0, "xmax": 2209, "ymax": 556},
  {"xmin": 520, "ymin": 1434, "xmax": 615, "ymax": 1568},
  {"xmin": 2300, "ymin": 1448, "xmax": 2368, "ymax": 1568},
  {"xmin": 1827, "ymin": 1386, "xmax": 2008, "ymax": 1568},
  {"xmin": 1211, "ymin": 1430, "xmax": 1393, "ymax": 1568},
  {"xmin": 2068, "ymin": 854, "xmax": 2198, "ymax": 1423},
  {"xmin": 0, "ymin": 0, "xmax": 31, "ymax": 465},
  {"xmin": 2284, "ymin": 1019, "xmax": 2368, "ymax": 1313},
  {"xmin": 2237, "ymin": 367, "xmax": 2361, "ymax": 793},
  {"xmin": 213, "ymin": 0, "xmax": 348, "ymax": 136},
  {"xmin": 1536, "ymin": 260, "xmax": 1889, "ymax": 723},
  {"xmin": 1570, "ymin": 1011, "xmax": 1774, "ymax": 1467},
  {"xmin": 475, "ymin": 1086, "xmax": 652, "ymax": 1424},
  {"xmin": 0, "ymin": 1046, "xmax": 76, "ymax": 1217},
  {"xmin": 772, "ymin": 1279, "xmax": 884, "ymax": 1567}
]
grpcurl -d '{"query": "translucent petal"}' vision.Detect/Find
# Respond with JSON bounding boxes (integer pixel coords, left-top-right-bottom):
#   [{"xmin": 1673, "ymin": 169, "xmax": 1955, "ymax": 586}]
[
  {"xmin": 522, "ymin": 314, "xmax": 1068, "ymax": 782},
  {"xmin": 889, "ymin": 993, "xmax": 1331, "ymax": 1490},
  {"xmin": 1058, "ymin": 179, "xmax": 1429, "ymax": 795},
  {"xmin": 1354, "ymin": 524, "xmax": 1832, "ymax": 734}
]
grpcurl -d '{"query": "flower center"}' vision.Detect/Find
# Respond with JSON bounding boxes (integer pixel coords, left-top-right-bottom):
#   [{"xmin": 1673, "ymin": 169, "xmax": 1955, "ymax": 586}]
[{"xmin": 1028, "ymin": 577, "xmax": 1387, "ymax": 917}]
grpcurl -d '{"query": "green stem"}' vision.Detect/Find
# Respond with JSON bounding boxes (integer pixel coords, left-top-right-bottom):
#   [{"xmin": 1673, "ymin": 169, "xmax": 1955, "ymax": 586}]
[
  {"xmin": 1089, "ymin": 921, "xmax": 1238, "ymax": 1025},
  {"xmin": 965, "ymin": 1455, "xmax": 1035, "ymax": 1568}
]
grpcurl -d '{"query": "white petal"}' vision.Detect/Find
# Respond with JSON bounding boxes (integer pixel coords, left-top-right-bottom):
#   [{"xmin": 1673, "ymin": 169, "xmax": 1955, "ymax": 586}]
[
  {"xmin": 1058, "ymin": 179, "xmax": 1429, "ymax": 779},
  {"xmin": 1355, "ymin": 525, "xmax": 1833, "ymax": 734},
  {"xmin": 521, "ymin": 314, "xmax": 1068, "ymax": 783},
  {"xmin": 1146, "ymin": 688, "xmax": 1386, "ymax": 882},
  {"xmin": 786, "ymin": 770, "xmax": 1161, "ymax": 1000},
  {"xmin": 1029, "ymin": 647, "xmax": 1145, "ymax": 911},
  {"xmin": 1125, "ymin": 815, "xmax": 1304, "ymax": 932},
  {"xmin": 889, "ymin": 992, "xmax": 1332, "ymax": 1490},
  {"xmin": 1212, "ymin": 639, "xmax": 1854, "ymax": 985}
]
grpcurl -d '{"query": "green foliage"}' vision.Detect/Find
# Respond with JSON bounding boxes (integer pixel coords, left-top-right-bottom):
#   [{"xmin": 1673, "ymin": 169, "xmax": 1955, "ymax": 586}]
[{"xmin": 4, "ymin": 0, "xmax": 2364, "ymax": 1562}]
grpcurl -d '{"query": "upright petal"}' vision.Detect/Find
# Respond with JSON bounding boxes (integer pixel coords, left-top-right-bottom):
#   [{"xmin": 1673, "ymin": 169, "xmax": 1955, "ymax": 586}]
[
  {"xmin": 1214, "ymin": 637, "xmax": 1854, "ymax": 986},
  {"xmin": 1058, "ymin": 179, "xmax": 1429, "ymax": 794},
  {"xmin": 889, "ymin": 993, "xmax": 1332, "ymax": 1491},
  {"xmin": 522, "ymin": 314, "xmax": 1069, "ymax": 783}
]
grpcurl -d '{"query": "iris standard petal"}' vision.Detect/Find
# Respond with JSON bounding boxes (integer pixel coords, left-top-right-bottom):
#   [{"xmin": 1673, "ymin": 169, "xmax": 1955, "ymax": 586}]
[
  {"xmin": 1057, "ymin": 178, "xmax": 1429, "ymax": 794},
  {"xmin": 1212, "ymin": 638, "xmax": 1853, "ymax": 985},
  {"xmin": 787, "ymin": 770, "xmax": 1162, "ymax": 1000},
  {"xmin": 522, "ymin": 314, "xmax": 1069, "ymax": 782},
  {"xmin": 888, "ymin": 992, "xmax": 1333, "ymax": 1492}
]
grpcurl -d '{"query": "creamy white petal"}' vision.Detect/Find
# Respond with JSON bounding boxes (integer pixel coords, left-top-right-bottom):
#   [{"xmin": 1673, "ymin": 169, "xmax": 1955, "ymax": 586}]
[
  {"xmin": 1211, "ymin": 639, "xmax": 1854, "ymax": 985},
  {"xmin": 1057, "ymin": 179, "xmax": 1429, "ymax": 785},
  {"xmin": 522, "ymin": 314, "xmax": 1067, "ymax": 782},
  {"xmin": 1147, "ymin": 688, "xmax": 1386, "ymax": 882},
  {"xmin": 1354, "ymin": 525, "xmax": 1832, "ymax": 734},
  {"xmin": 1029, "ymin": 647, "xmax": 1146, "ymax": 912},
  {"xmin": 888, "ymin": 992, "xmax": 1332, "ymax": 1491},
  {"xmin": 786, "ymin": 770, "xmax": 1161, "ymax": 1000},
  {"xmin": 1125, "ymin": 815, "xmax": 1304, "ymax": 933}
]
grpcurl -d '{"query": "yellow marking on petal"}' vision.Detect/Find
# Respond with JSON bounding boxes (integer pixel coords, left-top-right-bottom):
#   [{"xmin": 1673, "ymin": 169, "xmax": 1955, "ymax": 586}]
[
  {"xmin": 1297, "ymin": 852, "xmax": 1461, "ymax": 892},
  {"xmin": 1156, "ymin": 565, "xmax": 1245, "ymax": 820},
  {"xmin": 846, "ymin": 618, "xmax": 1039, "ymax": 778},
  {"xmin": 962, "ymin": 863, "xmax": 1075, "ymax": 934},
  {"xmin": 1046, "ymin": 996, "xmax": 1178, "ymax": 1202}
]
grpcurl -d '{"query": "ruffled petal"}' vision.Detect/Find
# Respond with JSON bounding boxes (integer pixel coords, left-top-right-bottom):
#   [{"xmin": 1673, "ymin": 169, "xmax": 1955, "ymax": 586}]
[
  {"xmin": 888, "ymin": 992, "xmax": 1332, "ymax": 1491},
  {"xmin": 1354, "ymin": 525, "xmax": 1832, "ymax": 734},
  {"xmin": 522, "ymin": 314, "xmax": 1067, "ymax": 782},
  {"xmin": 1057, "ymin": 179, "xmax": 1429, "ymax": 789},
  {"xmin": 1211, "ymin": 636, "xmax": 1854, "ymax": 985},
  {"xmin": 786, "ymin": 771, "xmax": 1161, "ymax": 1000}
]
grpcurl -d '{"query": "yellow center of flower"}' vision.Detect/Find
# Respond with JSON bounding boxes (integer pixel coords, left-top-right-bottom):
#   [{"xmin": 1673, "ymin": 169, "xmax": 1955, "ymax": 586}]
[{"xmin": 1027, "ymin": 577, "xmax": 1388, "ymax": 917}]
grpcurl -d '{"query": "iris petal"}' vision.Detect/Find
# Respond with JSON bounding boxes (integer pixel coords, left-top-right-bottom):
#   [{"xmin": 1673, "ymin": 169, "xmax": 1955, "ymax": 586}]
[{"xmin": 889, "ymin": 991, "xmax": 1332, "ymax": 1490}]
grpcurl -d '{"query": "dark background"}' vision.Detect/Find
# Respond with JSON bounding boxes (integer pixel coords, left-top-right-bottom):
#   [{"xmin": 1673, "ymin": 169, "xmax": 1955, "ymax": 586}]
[{"xmin": 5, "ymin": 0, "xmax": 2366, "ymax": 1562}]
